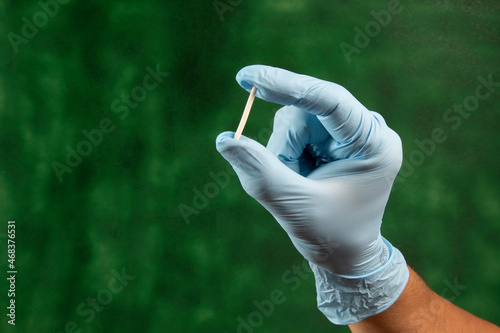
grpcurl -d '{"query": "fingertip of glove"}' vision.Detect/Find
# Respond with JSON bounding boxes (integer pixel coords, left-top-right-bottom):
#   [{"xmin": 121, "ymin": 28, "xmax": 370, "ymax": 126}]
[
  {"xmin": 236, "ymin": 65, "xmax": 268, "ymax": 91},
  {"xmin": 216, "ymin": 131, "xmax": 235, "ymax": 146},
  {"xmin": 216, "ymin": 131, "xmax": 234, "ymax": 141},
  {"xmin": 236, "ymin": 67, "xmax": 254, "ymax": 91},
  {"xmin": 217, "ymin": 132, "xmax": 245, "ymax": 156}
]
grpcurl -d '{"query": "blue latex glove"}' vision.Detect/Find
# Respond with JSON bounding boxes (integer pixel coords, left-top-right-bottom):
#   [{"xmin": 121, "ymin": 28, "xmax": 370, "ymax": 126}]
[{"xmin": 216, "ymin": 65, "xmax": 409, "ymax": 324}]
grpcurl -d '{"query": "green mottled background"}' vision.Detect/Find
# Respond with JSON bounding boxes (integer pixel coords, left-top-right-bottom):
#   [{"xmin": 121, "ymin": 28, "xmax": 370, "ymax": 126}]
[{"xmin": 1, "ymin": 0, "xmax": 499, "ymax": 332}]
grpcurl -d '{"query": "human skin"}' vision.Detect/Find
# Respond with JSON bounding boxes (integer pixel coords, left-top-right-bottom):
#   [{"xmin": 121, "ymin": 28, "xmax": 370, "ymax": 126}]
[{"xmin": 349, "ymin": 266, "xmax": 500, "ymax": 333}]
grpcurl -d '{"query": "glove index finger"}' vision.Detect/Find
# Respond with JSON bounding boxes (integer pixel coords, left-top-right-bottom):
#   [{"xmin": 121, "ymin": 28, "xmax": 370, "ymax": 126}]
[
  {"xmin": 236, "ymin": 65, "xmax": 353, "ymax": 116},
  {"xmin": 236, "ymin": 65, "xmax": 380, "ymax": 153}
]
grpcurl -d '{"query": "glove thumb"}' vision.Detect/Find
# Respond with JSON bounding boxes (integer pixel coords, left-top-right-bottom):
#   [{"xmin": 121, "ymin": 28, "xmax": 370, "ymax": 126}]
[{"xmin": 216, "ymin": 131, "xmax": 307, "ymax": 201}]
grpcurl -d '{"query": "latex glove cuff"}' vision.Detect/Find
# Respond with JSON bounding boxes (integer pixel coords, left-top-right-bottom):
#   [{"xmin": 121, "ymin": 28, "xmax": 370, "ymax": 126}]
[{"xmin": 310, "ymin": 237, "xmax": 409, "ymax": 325}]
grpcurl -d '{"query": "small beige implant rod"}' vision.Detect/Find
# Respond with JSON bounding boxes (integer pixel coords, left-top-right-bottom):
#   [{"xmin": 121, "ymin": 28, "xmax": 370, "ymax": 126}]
[{"xmin": 234, "ymin": 86, "xmax": 257, "ymax": 140}]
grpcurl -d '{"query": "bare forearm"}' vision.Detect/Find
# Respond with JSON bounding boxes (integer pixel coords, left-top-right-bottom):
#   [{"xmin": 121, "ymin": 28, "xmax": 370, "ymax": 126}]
[{"xmin": 348, "ymin": 266, "xmax": 500, "ymax": 333}]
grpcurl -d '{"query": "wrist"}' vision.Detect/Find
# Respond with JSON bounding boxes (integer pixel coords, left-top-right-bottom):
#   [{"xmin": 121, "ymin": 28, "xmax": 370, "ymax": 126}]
[{"xmin": 310, "ymin": 237, "xmax": 409, "ymax": 325}]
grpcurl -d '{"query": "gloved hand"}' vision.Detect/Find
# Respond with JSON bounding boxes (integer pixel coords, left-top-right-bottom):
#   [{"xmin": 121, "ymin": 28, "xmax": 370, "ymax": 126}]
[{"xmin": 216, "ymin": 65, "xmax": 409, "ymax": 325}]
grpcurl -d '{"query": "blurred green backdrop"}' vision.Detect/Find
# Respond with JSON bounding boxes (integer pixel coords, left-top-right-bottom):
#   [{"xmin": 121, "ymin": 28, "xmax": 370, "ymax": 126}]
[{"xmin": 1, "ymin": 0, "xmax": 499, "ymax": 332}]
